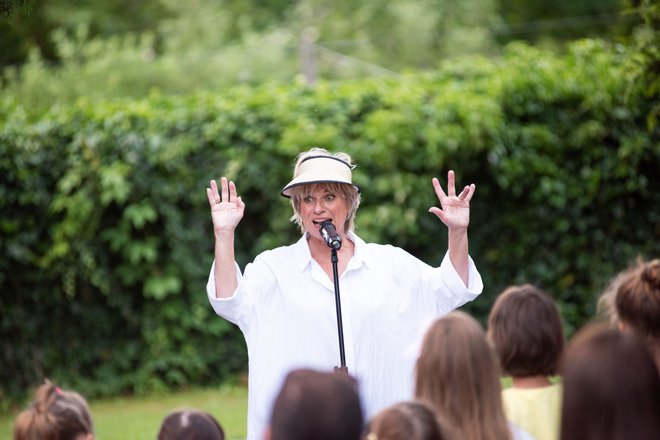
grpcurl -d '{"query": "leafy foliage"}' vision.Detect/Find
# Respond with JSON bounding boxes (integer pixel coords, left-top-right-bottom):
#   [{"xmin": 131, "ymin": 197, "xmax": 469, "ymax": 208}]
[
  {"xmin": 1, "ymin": 40, "xmax": 658, "ymax": 411},
  {"xmin": 1, "ymin": 0, "xmax": 635, "ymax": 115},
  {"xmin": 625, "ymin": 0, "xmax": 660, "ymax": 128}
]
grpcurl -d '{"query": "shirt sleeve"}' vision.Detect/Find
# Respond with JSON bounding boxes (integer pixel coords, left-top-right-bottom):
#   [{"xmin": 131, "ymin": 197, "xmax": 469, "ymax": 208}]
[
  {"xmin": 206, "ymin": 253, "xmax": 279, "ymax": 331},
  {"xmin": 206, "ymin": 260, "xmax": 246, "ymax": 326},
  {"xmin": 433, "ymin": 251, "xmax": 483, "ymax": 313},
  {"xmin": 389, "ymin": 246, "xmax": 483, "ymax": 315},
  {"xmin": 438, "ymin": 251, "xmax": 483, "ymax": 292}
]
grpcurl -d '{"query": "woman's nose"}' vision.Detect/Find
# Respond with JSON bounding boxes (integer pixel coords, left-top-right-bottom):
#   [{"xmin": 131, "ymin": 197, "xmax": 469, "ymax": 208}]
[{"xmin": 313, "ymin": 200, "xmax": 325, "ymax": 213}]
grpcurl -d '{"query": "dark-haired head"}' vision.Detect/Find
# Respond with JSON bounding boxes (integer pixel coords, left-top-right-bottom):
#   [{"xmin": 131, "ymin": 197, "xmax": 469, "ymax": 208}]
[
  {"xmin": 488, "ymin": 284, "xmax": 564, "ymax": 377},
  {"xmin": 158, "ymin": 409, "xmax": 225, "ymax": 440},
  {"xmin": 560, "ymin": 324, "xmax": 660, "ymax": 440},
  {"xmin": 267, "ymin": 368, "xmax": 363, "ymax": 440}
]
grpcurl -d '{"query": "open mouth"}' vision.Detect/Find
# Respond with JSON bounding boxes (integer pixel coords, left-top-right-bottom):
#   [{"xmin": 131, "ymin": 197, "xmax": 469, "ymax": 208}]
[{"xmin": 312, "ymin": 219, "xmax": 331, "ymax": 227}]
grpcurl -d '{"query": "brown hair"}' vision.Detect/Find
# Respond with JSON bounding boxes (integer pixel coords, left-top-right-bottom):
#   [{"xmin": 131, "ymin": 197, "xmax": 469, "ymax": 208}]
[
  {"xmin": 364, "ymin": 400, "xmax": 446, "ymax": 440},
  {"xmin": 487, "ymin": 284, "xmax": 564, "ymax": 377},
  {"xmin": 560, "ymin": 324, "xmax": 660, "ymax": 440},
  {"xmin": 415, "ymin": 311, "xmax": 511, "ymax": 440},
  {"xmin": 596, "ymin": 260, "xmax": 643, "ymax": 327},
  {"xmin": 158, "ymin": 409, "xmax": 225, "ymax": 440},
  {"xmin": 615, "ymin": 258, "xmax": 660, "ymax": 370},
  {"xmin": 13, "ymin": 379, "xmax": 94, "ymax": 440},
  {"xmin": 288, "ymin": 148, "xmax": 361, "ymax": 233},
  {"xmin": 269, "ymin": 368, "xmax": 363, "ymax": 440}
]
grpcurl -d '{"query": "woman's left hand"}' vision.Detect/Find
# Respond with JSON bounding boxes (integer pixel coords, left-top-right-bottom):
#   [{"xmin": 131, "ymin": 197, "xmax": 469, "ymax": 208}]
[{"xmin": 429, "ymin": 170, "xmax": 475, "ymax": 231}]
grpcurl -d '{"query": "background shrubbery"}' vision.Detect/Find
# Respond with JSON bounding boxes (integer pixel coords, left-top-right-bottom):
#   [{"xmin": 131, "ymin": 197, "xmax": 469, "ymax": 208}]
[
  {"xmin": 2, "ymin": 39, "xmax": 658, "ymax": 411},
  {"xmin": 0, "ymin": 0, "xmax": 634, "ymax": 115}
]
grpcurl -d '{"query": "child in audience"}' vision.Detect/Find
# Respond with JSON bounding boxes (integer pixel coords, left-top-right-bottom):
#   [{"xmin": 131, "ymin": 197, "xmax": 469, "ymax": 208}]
[
  {"xmin": 363, "ymin": 400, "xmax": 445, "ymax": 440},
  {"xmin": 13, "ymin": 379, "xmax": 94, "ymax": 440},
  {"xmin": 615, "ymin": 258, "xmax": 660, "ymax": 372},
  {"xmin": 560, "ymin": 324, "xmax": 660, "ymax": 440},
  {"xmin": 415, "ymin": 311, "xmax": 534, "ymax": 440},
  {"xmin": 264, "ymin": 368, "xmax": 363, "ymax": 440},
  {"xmin": 487, "ymin": 284, "xmax": 564, "ymax": 440},
  {"xmin": 158, "ymin": 409, "xmax": 225, "ymax": 440},
  {"xmin": 596, "ymin": 262, "xmax": 639, "ymax": 327}
]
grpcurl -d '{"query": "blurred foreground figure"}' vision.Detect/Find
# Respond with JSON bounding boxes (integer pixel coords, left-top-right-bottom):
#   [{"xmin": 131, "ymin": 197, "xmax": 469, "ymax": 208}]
[
  {"xmin": 158, "ymin": 409, "xmax": 225, "ymax": 440},
  {"xmin": 364, "ymin": 400, "xmax": 446, "ymax": 440},
  {"xmin": 415, "ymin": 311, "xmax": 534, "ymax": 440},
  {"xmin": 13, "ymin": 379, "xmax": 94, "ymax": 440},
  {"xmin": 264, "ymin": 368, "xmax": 363, "ymax": 440},
  {"xmin": 560, "ymin": 324, "xmax": 660, "ymax": 440},
  {"xmin": 615, "ymin": 258, "xmax": 660, "ymax": 372}
]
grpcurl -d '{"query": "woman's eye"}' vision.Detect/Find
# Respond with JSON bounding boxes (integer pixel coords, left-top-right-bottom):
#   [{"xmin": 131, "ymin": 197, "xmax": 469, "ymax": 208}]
[
  {"xmin": 303, "ymin": 196, "xmax": 313, "ymax": 203},
  {"xmin": 325, "ymin": 195, "xmax": 335, "ymax": 202}
]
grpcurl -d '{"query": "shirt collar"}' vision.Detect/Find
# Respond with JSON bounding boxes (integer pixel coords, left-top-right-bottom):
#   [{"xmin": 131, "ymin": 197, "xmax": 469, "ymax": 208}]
[{"xmin": 293, "ymin": 231, "xmax": 375, "ymax": 273}]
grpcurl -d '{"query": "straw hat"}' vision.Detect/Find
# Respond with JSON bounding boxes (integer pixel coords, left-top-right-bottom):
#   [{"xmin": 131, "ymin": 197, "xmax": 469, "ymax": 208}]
[{"xmin": 281, "ymin": 155, "xmax": 361, "ymax": 198}]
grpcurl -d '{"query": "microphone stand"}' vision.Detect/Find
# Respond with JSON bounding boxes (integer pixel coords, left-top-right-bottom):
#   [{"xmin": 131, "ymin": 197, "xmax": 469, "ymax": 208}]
[{"xmin": 330, "ymin": 246, "xmax": 348, "ymax": 375}]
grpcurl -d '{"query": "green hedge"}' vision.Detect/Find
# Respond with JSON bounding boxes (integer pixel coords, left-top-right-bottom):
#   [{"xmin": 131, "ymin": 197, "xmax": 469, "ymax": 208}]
[{"xmin": 1, "ymin": 40, "xmax": 658, "ymax": 411}]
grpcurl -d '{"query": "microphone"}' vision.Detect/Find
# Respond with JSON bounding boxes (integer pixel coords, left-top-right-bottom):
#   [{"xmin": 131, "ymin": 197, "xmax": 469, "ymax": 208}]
[{"xmin": 319, "ymin": 220, "xmax": 342, "ymax": 250}]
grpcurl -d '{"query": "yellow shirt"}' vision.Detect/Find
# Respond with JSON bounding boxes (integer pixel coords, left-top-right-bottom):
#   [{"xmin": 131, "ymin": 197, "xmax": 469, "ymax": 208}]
[{"xmin": 502, "ymin": 383, "xmax": 562, "ymax": 440}]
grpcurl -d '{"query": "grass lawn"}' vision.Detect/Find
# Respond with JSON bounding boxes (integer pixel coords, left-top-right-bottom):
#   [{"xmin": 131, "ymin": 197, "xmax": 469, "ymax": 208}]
[{"xmin": 0, "ymin": 385, "xmax": 248, "ymax": 440}]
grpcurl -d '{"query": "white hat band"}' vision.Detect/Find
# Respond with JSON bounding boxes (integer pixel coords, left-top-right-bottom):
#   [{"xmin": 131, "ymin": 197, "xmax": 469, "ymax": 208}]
[{"xmin": 281, "ymin": 155, "xmax": 360, "ymax": 197}]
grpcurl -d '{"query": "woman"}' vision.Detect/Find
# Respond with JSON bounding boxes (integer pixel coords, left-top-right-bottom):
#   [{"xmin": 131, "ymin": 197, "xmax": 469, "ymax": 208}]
[
  {"xmin": 205, "ymin": 147, "xmax": 483, "ymax": 440},
  {"xmin": 415, "ymin": 311, "xmax": 533, "ymax": 440}
]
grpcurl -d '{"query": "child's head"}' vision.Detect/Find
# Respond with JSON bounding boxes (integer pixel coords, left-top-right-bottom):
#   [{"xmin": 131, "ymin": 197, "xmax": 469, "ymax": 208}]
[
  {"xmin": 267, "ymin": 368, "xmax": 363, "ymax": 440},
  {"xmin": 13, "ymin": 379, "xmax": 94, "ymax": 440},
  {"xmin": 415, "ymin": 311, "xmax": 510, "ymax": 440},
  {"xmin": 364, "ymin": 400, "xmax": 445, "ymax": 440},
  {"xmin": 158, "ymin": 409, "xmax": 225, "ymax": 440},
  {"xmin": 488, "ymin": 284, "xmax": 564, "ymax": 377},
  {"xmin": 560, "ymin": 324, "xmax": 660, "ymax": 440},
  {"xmin": 615, "ymin": 259, "xmax": 660, "ymax": 340}
]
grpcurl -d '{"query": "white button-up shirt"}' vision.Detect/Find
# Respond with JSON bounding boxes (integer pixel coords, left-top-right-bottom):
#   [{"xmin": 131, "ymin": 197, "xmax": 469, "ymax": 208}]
[{"xmin": 207, "ymin": 232, "xmax": 483, "ymax": 440}]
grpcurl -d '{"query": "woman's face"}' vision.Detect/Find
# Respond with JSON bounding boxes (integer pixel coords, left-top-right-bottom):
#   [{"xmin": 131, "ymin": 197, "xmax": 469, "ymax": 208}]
[{"xmin": 299, "ymin": 185, "xmax": 349, "ymax": 242}]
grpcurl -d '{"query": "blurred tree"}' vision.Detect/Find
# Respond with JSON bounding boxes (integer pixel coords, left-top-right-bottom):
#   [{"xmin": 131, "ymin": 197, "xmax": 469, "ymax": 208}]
[
  {"xmin": 0, "ymin": 0, "xmax": 30, "ymax": 16},
  {"xmin": 0, "ymin": 0, "xmax": 171, "ymax": 70},
  {"xmin": 495, "ymin": 0, "xmax": 635, "ymax": 46},
  {"xmin": 625, "ymin": 0, "xmax": 659, "ymax": 128},
  {"xmin": 1, "ymin": 0, "xmax": 636, "ymax": 77},
  {"xmin": 289, "ymin": 0, "xmax": 500, "ymax": 72},
  {"xmin": 0, "ymin": 0, "xmax": 641, "ymax": 107},
  {"xmin": 0, "ymin": 0, "xmax": 55, "ymax": 69}
]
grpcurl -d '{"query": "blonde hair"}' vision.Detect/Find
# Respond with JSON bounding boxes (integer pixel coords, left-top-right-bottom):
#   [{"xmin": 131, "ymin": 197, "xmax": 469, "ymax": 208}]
[
  {"xmin": 415, "ymin": 312, "xmax": 512, "ymax": 440},
  {"xmin": 288, "ymin": 148, "xmax": 361, "ymax": 233},
  {"xmin": 13, "ymin": 379, "xmax": 94, "ymax": 440}
]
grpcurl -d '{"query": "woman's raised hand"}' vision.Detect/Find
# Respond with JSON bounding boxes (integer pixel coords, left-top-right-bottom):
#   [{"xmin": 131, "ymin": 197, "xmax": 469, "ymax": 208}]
[
  {"xmin": 206, "ymin": 177, "xmax": 245, "ymax": 234},
  {"xmin": 429, "ymin": 170, "xmax": 475, "ymax": 232}
]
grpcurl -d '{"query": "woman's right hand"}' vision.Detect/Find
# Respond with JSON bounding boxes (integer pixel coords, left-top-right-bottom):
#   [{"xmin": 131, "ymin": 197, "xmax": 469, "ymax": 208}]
[{"xmin": 206, "ymin": 177, "xmax": 245, "ymax": 235}]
